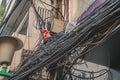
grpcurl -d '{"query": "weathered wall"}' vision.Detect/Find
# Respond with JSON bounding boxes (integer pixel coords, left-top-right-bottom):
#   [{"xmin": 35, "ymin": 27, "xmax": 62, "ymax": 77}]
[
  {"xmin": 10, "ymin": 0, "xmax": 52, "ymax": 70},
  {"xmin": 69, "ymin": 0, "xmax": 95, "ymax": 22}
]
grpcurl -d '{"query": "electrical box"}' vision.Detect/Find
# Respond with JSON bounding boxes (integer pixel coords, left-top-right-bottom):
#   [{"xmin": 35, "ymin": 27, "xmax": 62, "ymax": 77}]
[{"xmin": 51, "ymin": 19, "xmax": 64, "ymax": 33}]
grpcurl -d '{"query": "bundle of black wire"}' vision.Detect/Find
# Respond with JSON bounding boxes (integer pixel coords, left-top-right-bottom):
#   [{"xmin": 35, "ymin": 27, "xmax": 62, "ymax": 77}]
[{"xmin": 8, "ymin": 0, "xmax": 120, "ymax": 80}]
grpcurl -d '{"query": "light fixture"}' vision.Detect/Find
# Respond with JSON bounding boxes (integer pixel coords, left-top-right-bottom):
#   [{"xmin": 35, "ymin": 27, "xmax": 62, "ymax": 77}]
[{"xmin": 0, "ymin": 36, "xmax": 23, "ymax": 77}]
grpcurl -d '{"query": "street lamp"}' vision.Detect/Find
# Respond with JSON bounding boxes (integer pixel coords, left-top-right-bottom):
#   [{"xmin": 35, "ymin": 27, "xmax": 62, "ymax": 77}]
[{"xmin": 0, "ymin": 36, "xmax": 23, "ymax": 77}]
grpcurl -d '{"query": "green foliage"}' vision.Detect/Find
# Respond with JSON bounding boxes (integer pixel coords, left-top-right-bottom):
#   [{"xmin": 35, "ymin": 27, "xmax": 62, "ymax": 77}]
[
  {"xmin": 0, "ymin": 6, "xmax": 5, "ymax": 16},
  {"xmin": 0, "ymin": 18, "xmax": 2, "ymax": 25},
  {"xmin": 0, "ymin": 6, "xmax": 5, "ymax": 25}
]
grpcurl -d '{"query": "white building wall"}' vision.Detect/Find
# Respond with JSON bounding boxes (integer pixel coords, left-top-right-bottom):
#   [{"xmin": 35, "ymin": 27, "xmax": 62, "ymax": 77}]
[
  {"xmin": 0, "ymin": 0, "xmax": 2, "ymax": 5},
  {"xmin": 69, "ymin": 0, "xmax": 95, "ymax": 22},
  {"xmin": 10, "ymin": 0, "xmax": 52, "ymax": 70}
]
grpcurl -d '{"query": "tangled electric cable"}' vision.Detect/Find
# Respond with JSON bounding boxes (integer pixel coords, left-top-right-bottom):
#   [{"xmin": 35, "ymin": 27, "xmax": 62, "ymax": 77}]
[{"xmin": 8, "ymin": 0, "xmax": 120, "ymax": 80}]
